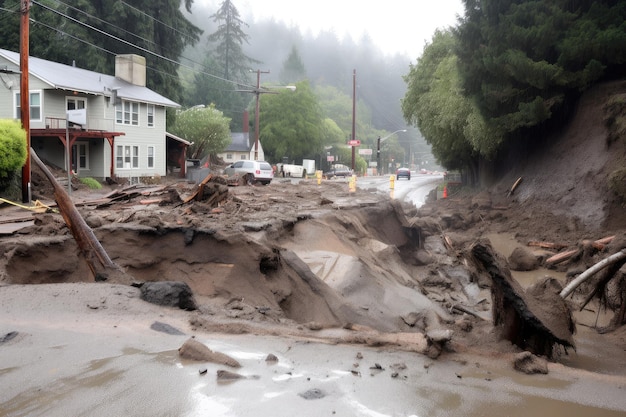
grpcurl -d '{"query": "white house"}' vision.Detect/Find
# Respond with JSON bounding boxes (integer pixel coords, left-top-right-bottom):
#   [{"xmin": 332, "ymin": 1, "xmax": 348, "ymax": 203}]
[
  {"xmin": 216, "ymin": 110, "xmax": 265, "ymax": 163},
  {"xmin": 0, "ymin": 48, "xmax": 187, "ymax": 181}
]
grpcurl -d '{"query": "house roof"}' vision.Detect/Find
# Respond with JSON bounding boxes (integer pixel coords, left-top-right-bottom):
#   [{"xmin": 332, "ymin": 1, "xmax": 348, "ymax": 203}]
[
  {"xmin": 166, "ymin": 131, "xmax": 192, "ymax": 146},
  {"xmin": 0, "ymin": 48, "xmax": 179, "ymax": 108},
  {"xmin": 226, "ymin": 132, "xmax": 252, "ymax": 152}
]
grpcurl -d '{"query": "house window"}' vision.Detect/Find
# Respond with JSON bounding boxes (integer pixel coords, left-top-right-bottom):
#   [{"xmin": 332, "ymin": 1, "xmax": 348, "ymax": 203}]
[
  {"xmin": 73, "ymin": 142, "xmax": 89, "ymax": 170},
  {"xmin": 15, "ymin": 91, "xmax": 42, "ymax": 121},
  {"xmin": 115, "ymin": 100, "xmax": 139, "ymax": 125},
  {"xmin": 226, "ymin": 154, "xmax": 232, "ymax": 160},
  {"xmin": 147, "ymin": 104, "xmax": 155, "ymax": 127},
  {"xmin": 67, "ymin": 97, "xmax": 86, "ymax": 110},
  {"xmin": 147, "ymin": 146, "xmax": 155, "ymax": 168},
  {"xmin": 240, "ymin": 154, "xmax": 247, "ymax": 160},
  {"xmin": 116, "ymin": 145, "xmax": 139, "ymax": 169}
]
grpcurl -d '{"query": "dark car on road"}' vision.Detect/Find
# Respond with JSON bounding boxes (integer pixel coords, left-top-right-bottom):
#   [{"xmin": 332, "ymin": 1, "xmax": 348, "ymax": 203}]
[
  {"xmin": 323, "ymin": 164, "xmax": 353, "ymax": 179},
  {"xmin": 396, "ymin": 167, "xmax": 411, "ymax": 180}
]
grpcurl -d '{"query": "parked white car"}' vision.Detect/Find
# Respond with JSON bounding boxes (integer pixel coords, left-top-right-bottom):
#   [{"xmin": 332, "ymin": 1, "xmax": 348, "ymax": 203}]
[{"xmin": 223, "ymin": 160, "xmax": 274, "ymax": 185}]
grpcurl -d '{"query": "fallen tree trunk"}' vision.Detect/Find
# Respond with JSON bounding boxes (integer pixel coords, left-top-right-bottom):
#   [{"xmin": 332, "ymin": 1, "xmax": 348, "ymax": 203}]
[
  {"xmin": 30, "ymin": 148, "xmax": 130, "ymax": 283},
  {"xmin": 560, "ymin": 248, "xmax": 626, "ymax": 298},
  {"xmin": 471, "ymin": 239, "xmax": 575, "ymax": 358}
]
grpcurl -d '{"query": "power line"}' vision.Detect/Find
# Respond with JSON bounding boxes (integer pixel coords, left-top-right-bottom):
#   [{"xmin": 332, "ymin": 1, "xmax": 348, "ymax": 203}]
[{"xmin": 30, "ymin": 0, "xmax": 257, "ymax": 91}]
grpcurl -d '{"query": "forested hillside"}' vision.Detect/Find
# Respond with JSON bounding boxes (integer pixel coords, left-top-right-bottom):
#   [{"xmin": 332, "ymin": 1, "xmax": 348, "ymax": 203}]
[{"xmin": 402, "ymin": 0, "xmax": 626, "ymax": 183}]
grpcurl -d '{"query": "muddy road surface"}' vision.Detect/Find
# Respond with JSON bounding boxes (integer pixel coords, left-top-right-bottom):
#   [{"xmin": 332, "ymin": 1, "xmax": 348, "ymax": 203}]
[{"xmin": 1, "ymin": 176, "xmax": 625, "ymax": 416}]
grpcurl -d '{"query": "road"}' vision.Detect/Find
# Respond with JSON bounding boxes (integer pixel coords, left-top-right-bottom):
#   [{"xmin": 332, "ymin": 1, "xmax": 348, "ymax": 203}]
[{"xmin": 356, "ymin": 172, "xmax": 444, "ymax": 207}]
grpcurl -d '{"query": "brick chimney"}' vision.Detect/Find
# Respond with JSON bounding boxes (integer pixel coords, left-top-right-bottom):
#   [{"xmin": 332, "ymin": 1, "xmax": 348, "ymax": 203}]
[{"xmin": 115, "ymin": 54, "xmax": 146, "ymax": 87}]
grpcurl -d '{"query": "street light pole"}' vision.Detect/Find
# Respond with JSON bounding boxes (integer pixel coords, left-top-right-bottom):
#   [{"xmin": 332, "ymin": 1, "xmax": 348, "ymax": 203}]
[{"xmin": 376, "ymin": 129, "xmax": 406, "ymax": 175}]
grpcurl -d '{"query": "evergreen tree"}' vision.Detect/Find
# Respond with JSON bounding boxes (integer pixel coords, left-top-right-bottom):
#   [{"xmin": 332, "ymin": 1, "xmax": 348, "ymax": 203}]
[
  {"xmin": 279, "ymin": 46, "xmax": 306, "ymax": 84},
  {"xmin": 207, "ymin": 0, "xmax": 258, "ymax": 83}
]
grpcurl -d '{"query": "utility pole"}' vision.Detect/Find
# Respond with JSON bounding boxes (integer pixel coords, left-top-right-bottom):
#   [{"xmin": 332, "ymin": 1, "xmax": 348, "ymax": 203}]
[
  {"xmin": 253, "ymin": 69, "xmax": 270, "ymax": 161},
  {"xmin": 376, "ymin": 136, "xmax": 381, "ymax": 175},
  {"xmin": 20, "ymin": 0, "xmax": 31, "ymax": 203},
  {"xmin": 351, "ymin": 69, "xmax": 356, "ymax": 171}
]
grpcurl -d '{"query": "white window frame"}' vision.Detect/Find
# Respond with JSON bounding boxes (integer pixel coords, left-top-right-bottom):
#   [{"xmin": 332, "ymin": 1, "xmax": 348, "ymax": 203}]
[
  {"xmin": 147, "ymin": 146, "xmax": 155, "ymax": 169},
  {"xmin": 116, "ymin": 145, "xmax": 140, "ymax": 169},
  {"xmin": 66, "ymin": 97, "xmax": 86, "ymax": 110},
  {"xmin": 115, "ymin": 100, "xmax": 139, "ymax": 126},
  {"xmin": 14, "ymin": 90, "xmax": 43, "ymax": 122},
  {"xmin": 75, "ymin": 142, "xmax": 89, "ymax": 170},
  {"xmin": 147, "ymin": 104, "xmax": 155, "ymax": 127}
]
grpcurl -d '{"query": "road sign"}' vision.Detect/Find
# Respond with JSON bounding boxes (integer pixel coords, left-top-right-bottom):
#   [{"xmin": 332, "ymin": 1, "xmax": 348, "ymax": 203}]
[
  {"xmin": 358, "ymin": 148, "xmax": 372, "ymax": 155},
  {"xmin": 347, "ymin": 139, "xmax": 361, "ymax": 146},
  {"xmin": 327, "ymin": 155, "xmax": 335, "ymax": 162}
]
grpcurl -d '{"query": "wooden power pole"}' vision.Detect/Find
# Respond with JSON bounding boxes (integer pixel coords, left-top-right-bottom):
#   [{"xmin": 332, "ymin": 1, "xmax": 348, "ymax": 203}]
[{"xmin": 20, "ymin": 0, "xmax": 31, "ymax": 203}]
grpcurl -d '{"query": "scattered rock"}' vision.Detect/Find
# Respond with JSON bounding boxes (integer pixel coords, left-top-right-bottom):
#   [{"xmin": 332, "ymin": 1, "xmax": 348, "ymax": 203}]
[
  {"xmin": 427, "ymin": 328, "xmax": 453, "ymax": 343},
  {"xmin": 508, "ymin": 246, "xmax": 540, "ymax": 271},
  {"xmin": 178, "ymin": 338, "xmax": 241, "ymax": 367},
  {"xmin": 265, "ymin": 353, "xmax": 278, "ymax": 363},
  {"xmin": 217, "ymin": 369, "xmax": 245, "ymax": 381},
  {"xmin": 0, "ymin": 331, "xmax": 18, "ymax": 344},
  {"xmin": 150, "ymin": 321, "xmax": 185, "ymax": 335},
  {"xmin": 299, "ymin": 388, "xmax": 326, "ymax": 400},
  {"xmin": 513, "ymin": 351, "xmax": 549, "ymax": 375},
  {"xmin": 140, "ymin": 281, "xmax": 197, "ymax": 311}
]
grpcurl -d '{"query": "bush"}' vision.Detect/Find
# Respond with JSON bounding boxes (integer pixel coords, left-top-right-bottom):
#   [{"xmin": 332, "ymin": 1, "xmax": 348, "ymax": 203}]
[
  {"xmin": 0, "ymin": 119, "xmax": 27, "ymax": 179},
  {"xmin": 79, "ymin": 177, "xmax": 102, "ymax": 189}
]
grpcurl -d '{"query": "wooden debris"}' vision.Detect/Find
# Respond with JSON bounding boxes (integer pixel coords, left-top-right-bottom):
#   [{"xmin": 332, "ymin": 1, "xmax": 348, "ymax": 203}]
[
  {"xmin": 507, "ymin": 177, "xmax": 523, "ymax": 197},
  {"xmin": 560, "ymin": 248, "xmax": 626, "ymax": 298},
  {"xmin": 592, "ymin": 235, "xmax": 616, "ymax": 251},
  {"xmin": 545, "ymin": 249, "xmax": 579, "ymax": 265},
  {"xmin": 30, "ymin": 148, "xmax": 131, "ymax": 283},
  {"xmin": 471, "ymin": 239, "xmax": 575, "ymax": 358},
  {"xmin": 527, "ymin": 241, "xmax": 569, "ymax": 250}
]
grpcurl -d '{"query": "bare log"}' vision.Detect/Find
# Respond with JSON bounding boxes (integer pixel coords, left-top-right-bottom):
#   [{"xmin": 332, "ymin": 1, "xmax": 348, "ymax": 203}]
[
  {"xmin": 560, "ymin": 249, "xmax": 626, "ymax": 298},
  {"xmin": 30, "ymin": 148, "xmax": 130, "ymax": 283},
  {"xmin": 507, "ymin": 177, "xmax": 523, "ymax": 197},
  {"xmin": 592, "ymin": 235, "xmax": 616, "ymax": 251},
  {"xmin": 527, "ymin": 241, "xmax": 568, "ymax": 250},
  {"xmin": 545, "ymin": 249, "xmax": 579, "ymax": 265}
]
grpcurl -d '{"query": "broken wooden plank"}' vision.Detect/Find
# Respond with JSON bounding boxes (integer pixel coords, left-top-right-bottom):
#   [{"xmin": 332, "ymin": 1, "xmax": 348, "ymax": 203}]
[{"xmin": 183, "ymin": 174, "xmax": 214, "ymax": 203}]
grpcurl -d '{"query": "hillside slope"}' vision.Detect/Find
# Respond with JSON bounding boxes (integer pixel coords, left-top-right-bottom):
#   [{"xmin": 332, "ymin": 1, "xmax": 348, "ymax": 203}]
[{"xmin": 492, "ymin": 80, "xmax": 626, "ymax": 231}]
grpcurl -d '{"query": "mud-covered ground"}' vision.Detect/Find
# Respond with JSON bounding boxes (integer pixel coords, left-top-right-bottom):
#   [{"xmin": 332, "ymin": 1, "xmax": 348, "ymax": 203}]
[{"xmin": 1, "ymin": 80, "xmax": 626, "ymax": 415}]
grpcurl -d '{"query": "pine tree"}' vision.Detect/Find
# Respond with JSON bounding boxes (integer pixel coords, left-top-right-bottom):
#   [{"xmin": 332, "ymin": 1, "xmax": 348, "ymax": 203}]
[{"xmin": 207, "ymin": 0, "xmax": 259, "ymax": 83}]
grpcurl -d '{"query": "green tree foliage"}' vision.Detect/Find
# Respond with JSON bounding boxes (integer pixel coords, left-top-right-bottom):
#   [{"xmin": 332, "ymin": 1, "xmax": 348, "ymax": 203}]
[
  {"xmin": 169, "ymin": 104, "xmax": 231, "ymax": 160},
  {"xmin": 402, "ymin": 30, "xmax": 487, "ymax": 177},
  {"xmin": 0, "ymin": 0, "xmax": 202, "ymax": 106},
  {"xmin": 0, "ymin": 119, "xmax": 27, "ymax": 181},
  {"xmin": 258, "ymin": 81, "xmax": 324, "ymax": 163},
  {"xmin": 279, "ymin": 46, "xmax": 306, "ymax": 85},
  {"xmin": 455, "ymin": 0, "xmax": 626, "ymax": 137},
  {"xmin": 184, "ymin": 53, "xmax": 249, "ymax": 131}
]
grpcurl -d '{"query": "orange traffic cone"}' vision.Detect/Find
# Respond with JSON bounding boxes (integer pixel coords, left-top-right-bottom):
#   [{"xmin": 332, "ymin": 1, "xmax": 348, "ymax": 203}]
[{"xmin": 443, "ymin": 186, "xmax": 448, "ymax": 199}]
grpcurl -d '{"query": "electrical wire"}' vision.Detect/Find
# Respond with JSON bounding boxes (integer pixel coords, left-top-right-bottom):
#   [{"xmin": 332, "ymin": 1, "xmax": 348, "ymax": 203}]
[{"xmin": 30, "ymin": 0, "xmax": 257, "ymax": 91}]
